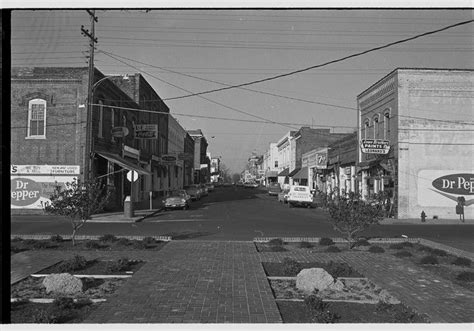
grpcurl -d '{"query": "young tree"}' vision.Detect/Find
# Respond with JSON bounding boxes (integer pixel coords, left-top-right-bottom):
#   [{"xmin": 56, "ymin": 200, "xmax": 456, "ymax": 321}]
[
  {"xmin": 43, "ymin": 178, "xmax": 112, "ymax": 246},
  {"xmin": 328, "ymin": 192, "xmax": 384, "ymax": 249}
]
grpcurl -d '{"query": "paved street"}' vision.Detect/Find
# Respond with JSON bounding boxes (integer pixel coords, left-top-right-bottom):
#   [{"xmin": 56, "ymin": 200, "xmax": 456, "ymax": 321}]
[{"xmin": 11, "ymin": 186, "xmax": 474, "ymax": 252}]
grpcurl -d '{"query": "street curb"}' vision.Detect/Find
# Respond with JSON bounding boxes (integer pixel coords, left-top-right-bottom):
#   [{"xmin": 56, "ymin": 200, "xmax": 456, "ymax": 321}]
[
  {"xmin": 134, "ymin": 208, "xmax": 164, "ymax": 223},
  {"xmin": 11, "ymin": 234, "xmax": 172, "ymax": 242},
  {"xmin": 253, "ymin": 237, "xmax": 474, "ymax": 260}
]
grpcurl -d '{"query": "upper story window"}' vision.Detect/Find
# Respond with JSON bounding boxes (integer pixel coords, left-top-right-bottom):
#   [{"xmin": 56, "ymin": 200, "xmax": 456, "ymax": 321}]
[
  {"xmin": 373, "ymin": 115, "xmax": 380, "ymax": 139},
  {"xmin": 363, "ymin": 120, "xmax": 370, "ymax": 140},
  {"xmin": 384, "ymin": 111, "xmax": 391, "ymax": 140},
  {"xmin": 98, "ymin": 100, "xmax": 104, "ymax": 138},
  {"xmin": 274, "ymin": 160, "xmax": 278, "ymax": 168},
  {"xmin": 27, "ymin": 99, "xmax": 46, "ymax": 139}
]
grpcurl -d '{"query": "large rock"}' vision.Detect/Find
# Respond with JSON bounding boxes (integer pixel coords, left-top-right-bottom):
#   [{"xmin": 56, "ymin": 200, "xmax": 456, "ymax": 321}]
[
  {"xmin": 42, "ymin": 273, "xmax": 83, "ymax": 295},
  {"xmin": 296, "ymin": 268, "xmax": 344, "ymax": 295}
]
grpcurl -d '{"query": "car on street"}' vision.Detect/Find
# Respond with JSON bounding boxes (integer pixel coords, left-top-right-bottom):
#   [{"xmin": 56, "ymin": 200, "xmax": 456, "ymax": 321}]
[
  {"xmin": 199, "ymin": 184, "xmax": 209, "ymax": 196},
  {"xmin": 278, "ymin": 188, "xmax": 290, "ymax": 203},
  {"xmin": 163, "ymin": 190, "xmax": 191, "ymax": 210},
  {"xmin": 267, "ymin": 182, "xmax": 281, "ymax": 196},
  {"xmin": 184, "ymin": 185, "xmax": 201, "ymax": 201},
  {"xmin": 244, "ymin": 181, "xmax": 259, "ymax": 188},
  {"xmin": 205, "ymin": 183, "xmax": 215, "ymax": 192},
  {"xmin": 287, "ymin": 185, "xmax": 314, "ymax": 208}
]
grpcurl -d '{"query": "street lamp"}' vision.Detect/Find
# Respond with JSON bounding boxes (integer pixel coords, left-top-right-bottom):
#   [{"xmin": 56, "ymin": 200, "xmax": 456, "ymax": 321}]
[{"xmin": 85, "ymin": 74, "xmax": 129, "ymax": 180}]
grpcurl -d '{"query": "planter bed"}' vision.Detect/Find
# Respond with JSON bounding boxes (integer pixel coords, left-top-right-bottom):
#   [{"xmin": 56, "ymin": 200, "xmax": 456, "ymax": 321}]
[
  {"xmin": 276, "ymin": 300, "xmax": 428, "ymax": 323},
  {"xmin": 11, "ymin": 300, "xmax": 97, "ymax": 323},
  {"xmin": 256, "ymin": 242, "xmax": 369, "ymax": 253},
  {"xmin": 37, "ymin": 259, "xmax": 145, "ymax": 276},
  {"xmin": 262, "ymin": 261, "xmax": 364, "ymax": 278}
]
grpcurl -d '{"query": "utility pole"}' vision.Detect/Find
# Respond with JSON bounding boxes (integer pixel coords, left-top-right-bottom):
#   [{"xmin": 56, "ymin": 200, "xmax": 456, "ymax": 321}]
[{"xmin": 82, "ymin": 10, "xmax": 98, "ymax": 181}]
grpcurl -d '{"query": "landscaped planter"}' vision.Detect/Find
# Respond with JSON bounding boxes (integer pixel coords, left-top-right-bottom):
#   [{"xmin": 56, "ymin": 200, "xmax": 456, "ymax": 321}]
[
  {"xmin": 36, "ymin": 258, "xmax": 145, "ymax": 276},
  {"xmin": 262, "ymin": 261, "xmax": 364, "ymax": 278}
]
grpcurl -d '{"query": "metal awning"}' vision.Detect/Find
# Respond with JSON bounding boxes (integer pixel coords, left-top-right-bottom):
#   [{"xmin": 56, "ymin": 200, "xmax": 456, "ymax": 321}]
[
  {"xmin": 288, "ymin": 168, "xmax": 301, "ymax": 177},
  {"xmin": 292, "ymin": 167, "xmax": 308, "ymax": 180},
  {"xmin": 265, "ymin": 170, "xmax": 278, "ymax": 177},
  {"xmin": 97, "ymin": 151, "xmax": 152, "ymax": 175},
  {"xmin": 277, "ymin": 168, "xmax": 290, "ymax": 177}
]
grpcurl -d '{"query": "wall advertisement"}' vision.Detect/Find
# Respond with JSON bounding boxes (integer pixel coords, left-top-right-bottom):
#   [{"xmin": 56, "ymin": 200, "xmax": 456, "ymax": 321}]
[
  {"xmin": 417, "ymin": 170, "xmax": 474, "ymax": 208},
  {"xmin": 11, "ymin": 165, "xmax": 80, "ymax": 209}
]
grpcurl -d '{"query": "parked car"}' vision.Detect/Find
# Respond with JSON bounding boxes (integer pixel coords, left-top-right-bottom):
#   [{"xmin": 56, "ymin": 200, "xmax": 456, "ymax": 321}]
[
  {"xmin": 267, "ymin": 182, "xmax": 281, "ymax": 196},
  {"xmin": 278, "ymin": 188, "xmax": 290, "ymax": 203},
  {"xmin": 185, "ymin": 185, "xmax": 201, "ymax": 201},
  {"xmin": 205, "ymin": 183, "xmax": 215, "ymax": 192},
  {"xmin": 287, "ymin": 185, "xmax": 314, "ymax": 208},
  {"xmin": 163, "ymin": 190, "xmax": 191, "ymax": 210},
  {"xmin": 244, "ymin": 181, "xmax": 259, "ymax": 188}
]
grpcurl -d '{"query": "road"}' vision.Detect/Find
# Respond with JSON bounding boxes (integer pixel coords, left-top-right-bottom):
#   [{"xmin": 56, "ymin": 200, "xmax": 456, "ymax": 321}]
[{"xmin": 11, "ymin": 186, "xmax": 474, "ymax": 252}]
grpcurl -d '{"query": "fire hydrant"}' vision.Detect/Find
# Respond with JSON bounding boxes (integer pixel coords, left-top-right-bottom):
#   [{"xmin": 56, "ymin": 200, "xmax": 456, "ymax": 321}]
[{"xmin": 421, "ymin": 211, "xmax": 426, "ymax": 223}]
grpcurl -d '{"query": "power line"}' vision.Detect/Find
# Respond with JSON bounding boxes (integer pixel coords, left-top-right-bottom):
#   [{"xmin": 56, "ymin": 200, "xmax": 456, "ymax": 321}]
[
  {"xmin": 164, "ymin": 19, "xmax": 474, "ymax": 101},
  {"xmin": 100, "ymin": 50, "xmax": 357, "ymax": 111}
]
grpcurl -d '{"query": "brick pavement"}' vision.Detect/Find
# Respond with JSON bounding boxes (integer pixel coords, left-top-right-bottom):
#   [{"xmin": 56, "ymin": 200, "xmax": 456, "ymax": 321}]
[
  {"xmin": 10, "ymin": 240, "xmax": 474, "ymax": 323},
  {"xmin": 258, "ymin": 250, "xmax": 474, "ymax": 323}
]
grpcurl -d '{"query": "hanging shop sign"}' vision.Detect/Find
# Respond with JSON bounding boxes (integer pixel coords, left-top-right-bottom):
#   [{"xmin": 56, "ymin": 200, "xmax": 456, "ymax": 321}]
[
  {"xmin": 316, "ymin": 152, "xmax": 328, "ymax": 169},
  {"xmin": 360, "ymin": 139, "xmax": 390, "ymax": 154},
  {"xmin": 161, "ymin": 154, "xmax": 177, "ymax": 166},
  {"xmin": 134, "ymin": 124, "xmax": 158, "ymax": 139},
  {"xmin": 111, "ymin": 126, "xmax": 129, "ymax": 138},
  {"xmin": 11, "ymin": 165, "xmax": 80, "ymax": 209}
]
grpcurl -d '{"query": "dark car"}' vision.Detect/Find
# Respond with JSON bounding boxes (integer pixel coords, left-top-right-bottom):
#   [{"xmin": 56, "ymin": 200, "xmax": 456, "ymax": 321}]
[
  {"xmin": 267, "ymin": 183, "xmax": 281, "ymax": 196},
  {"xmin": 184, "ymin": 185, "xmax": 201, "ymax": 201},
  {"xmin": 163, "ymin": 190, "xmax": 191, "ymax": 210}
]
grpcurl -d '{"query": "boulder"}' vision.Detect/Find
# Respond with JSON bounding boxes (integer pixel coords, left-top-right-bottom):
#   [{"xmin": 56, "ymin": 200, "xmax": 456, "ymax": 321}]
[
  {"xmin": 42, "ymin": 273, "xmax": 83, "ymax": 295},
  {"xmin": 296, "ymin": 268, "xmax": 344, "ymax": 295}
]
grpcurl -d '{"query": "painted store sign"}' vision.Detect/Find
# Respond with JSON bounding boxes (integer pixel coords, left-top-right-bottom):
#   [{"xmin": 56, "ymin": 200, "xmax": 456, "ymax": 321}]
[
  {"xmin": 360, "ymin": 139, "xmax": 390, "ymax": 154},
  {"xmin": 417, "ymin": 170, "xmax": 474, "ymax": 207},
  {"xmin": 11, "ymin": 165, "xmax": 80, "ymax": 209}
]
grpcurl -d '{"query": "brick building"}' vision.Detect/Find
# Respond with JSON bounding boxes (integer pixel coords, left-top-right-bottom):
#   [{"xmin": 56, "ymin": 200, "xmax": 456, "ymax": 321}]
[
  {"xmin": 187, "ymin": 129, "xmax": 209, "ymax": 184},
  {"xmin": 11, "ymin": 67, "xmax": 171, "ymax": 213},
  {"xmin": 357, "ymin": 68, "xmax": 474, "ymax": 221}
]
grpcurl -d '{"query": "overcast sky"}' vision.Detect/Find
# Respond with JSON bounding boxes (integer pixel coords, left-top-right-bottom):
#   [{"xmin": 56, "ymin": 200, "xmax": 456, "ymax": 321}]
[{"xmin": 11, "ymin": 9, "xmax": 473, "ymax": 173}]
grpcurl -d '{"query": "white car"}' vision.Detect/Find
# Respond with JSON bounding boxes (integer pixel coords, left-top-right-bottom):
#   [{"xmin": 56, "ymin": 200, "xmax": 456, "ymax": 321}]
[{"xmin": 287, "ymin": 185, "xmax": 313, "ymax": 208}]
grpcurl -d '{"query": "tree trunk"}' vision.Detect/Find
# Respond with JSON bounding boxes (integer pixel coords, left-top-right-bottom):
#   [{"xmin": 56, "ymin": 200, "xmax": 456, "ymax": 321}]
[{"xmin": 71, "ymin": 227, "xmax": 77, "ymax": 246}]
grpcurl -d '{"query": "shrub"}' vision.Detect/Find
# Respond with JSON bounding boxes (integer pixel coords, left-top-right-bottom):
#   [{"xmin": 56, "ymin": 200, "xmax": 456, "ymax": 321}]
[
  {"xmin": 99, "ymin": 234, "xmax": 118, "ymax": 243},
  {"xmin": 58, "ymin": 255, "xmax": 88, "ymax": 272},
  {"xmin": 319, "ymin": 237, "xmax": 335, "ymax": 246},
  {"xmin": 299, "ymin": 241, "xmax": 313, "ymax": 248},
  {"xmin": 375, "ymin": 301, "xmax": 393, "ymax": 312},
  {"xmin": 420, "ymin": 255, "xmax": 439, "ymax": 265},
  {"xmin": 50, "ymin": 235, "xmax": 64, "ymax": 243},
  {"xmin": 389, "ymin": 243, "xmax": 405, "ymax": 250},
  {"xmin": 106, "ymin": 258, "xmax": 131, "ymax": 273},
  {"xmin": 393, "ymin": 250, "xmax": 413, "ymax": 258},
  {"xmin": 142, "ymin": 237, "xmax": 156, "ymax": 245},
  {"xmin": 132, "ymin": 241, "xmax": 147, "ymax": 250},
  {"xmin": 74, "ymin": 298, "xmax": 93, "ymax": 308},
  {"xmin": 116, "ymin": 238, "xmax": 131, "ymax": 246},
  {"xmin": 456, "ymin": 271, "xmax": 474, "ymax": 282},
  {"xmin": 368, "ymin": 246, "xmax": 385, "ymax": 253},
  {"xmin": 282, "ymin": 258, "xmax": 301, "ymax": 275},
  {"xmin": 326, "ymin": 261, "xmax": 355, "ymax": 278},
  {"xmin": 418, "ymin": 245, "xmax": 434, "ymax": 253},
  {"xmin": 312, "ymin": 310, "xmax": 340, "ymax": 323},
  {"xmin": 354, "ymin": 238, "xmax": 370, "ymax": 247},
  {"xmin": 11, "ymin": 237, "xmax": 23, "ymax": 242},
  {"xmin": 304, "ymin": 294, "xmax": 328, "ymax": 312},
  {"xmin": 53, "ymin": 297, "xmax": 75, "ymax": 310},
  {"xmin": 326, "ymin": 246, "xmax": 341, "ymax": 253},
  {"xmin": 431, "ymin": 249, "xmax": 448, "ymax": 257},
  {"xmin": 32, "ymin": 241, "xmax": 52, "ymax": 249},
  {"xmin": 32, "ymin": 308, "xmax": 60, "ymax": 323},
  {"xmin": 270, "ymin": 245, "xmax": 287, "ymax": 252},
  {"xmin": 268, "ymin": 238, "xmax": 284, "ymax": 246},
  {"xmin": 23, "ymin": 239, "xmax": 37, "ymax": 246},
  {"xmin": 452, "ymin": 257, "xmax": 471, "ymax": 267},
  {"xmin": 85, "ymin": 241, "xmax": 103, "ymax": 249}
]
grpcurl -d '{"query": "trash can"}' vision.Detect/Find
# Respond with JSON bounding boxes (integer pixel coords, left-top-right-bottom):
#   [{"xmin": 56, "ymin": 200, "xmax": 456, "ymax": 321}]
[{"xmin": 124, "ymin": 196, "xmax": 134, "ymax": 218}]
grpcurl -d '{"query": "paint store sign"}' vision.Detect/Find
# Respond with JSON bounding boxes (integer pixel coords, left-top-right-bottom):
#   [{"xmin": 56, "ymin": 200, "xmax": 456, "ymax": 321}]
[
  {"xmin": 432, "ymin": 174, "xmax": 474, "ymax": 195},
  {"xmin": 11, "ymin": 178, "xmax": 42, "ymax": 206}
]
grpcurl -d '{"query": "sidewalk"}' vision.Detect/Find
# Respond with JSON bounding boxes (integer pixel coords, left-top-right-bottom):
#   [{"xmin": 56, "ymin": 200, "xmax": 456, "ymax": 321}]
[
  {"xmin": 89, "ymin": 199, "xmax": 164, "ymax": 223},
  {"xmin": 380, "ymin": 218, "xmax": 474, "ymax": 225}
]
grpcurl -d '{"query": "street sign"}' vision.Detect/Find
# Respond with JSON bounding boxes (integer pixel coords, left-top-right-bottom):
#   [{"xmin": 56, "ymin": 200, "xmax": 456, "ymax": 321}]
[
  {"xmin": 360, "ymin": 139, "xmax": 390, "ymax": 154},
  {"xmin": 134, "ymin": 124, "xmax": 158, "ymax": 139},
  {"xmin": 126, "ymin": 170, "xmax": 139, "ymax": 182},
  {"xmin": 111, "ymin": 127, "xmax": 129, "ymax": 138}
]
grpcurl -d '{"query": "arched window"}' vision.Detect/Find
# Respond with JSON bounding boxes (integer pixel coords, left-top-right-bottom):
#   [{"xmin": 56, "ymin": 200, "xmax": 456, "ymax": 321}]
[
  {"xmin": 363, "ymin": 119, "xmax": 370, "ymax": 140},
  {"xmin": 98, "ymin": 100, "xmax": 104, "ymax": 138},
  {"xmin": 373, "ymin": 115, "xmax": 380, "ymax": 139},
  {"xmin": 384, "ymin": 110, "xmax": 391, "ymax": 140},
  {"xmin": 27, "ymin": 99, "xmax": 46, "ymax": 138}
]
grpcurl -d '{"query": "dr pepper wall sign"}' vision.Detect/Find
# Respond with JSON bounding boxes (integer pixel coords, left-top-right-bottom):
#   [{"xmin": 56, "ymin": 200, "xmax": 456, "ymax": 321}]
[
  {"xmin": 11, "ymin": 165, "xmax": 80, "ymax": 209},
  {"xmin": 417, "ymin": 170, "xmax": 474, "ymax": 207}
]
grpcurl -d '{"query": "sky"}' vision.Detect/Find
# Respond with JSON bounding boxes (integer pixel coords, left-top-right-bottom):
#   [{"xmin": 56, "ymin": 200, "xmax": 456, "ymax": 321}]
[{"xmin": 10, "ymin": 8, "xmax": 474, "ymax": 174}]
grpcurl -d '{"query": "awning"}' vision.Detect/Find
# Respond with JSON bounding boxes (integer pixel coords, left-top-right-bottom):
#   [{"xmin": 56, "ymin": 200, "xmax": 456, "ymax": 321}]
[
  {"xmin": 97, "ymin": 151, "xmax": 152, "ymax": 175},
  {"xmin": 288, "ymin": 168, "xmax": 301, "ymax": 177},
  {"xmin": 292, "ymin": 167, "xmax": 308, "ymax": 180},
  {"xmin": 265, "ymin": 170, "xmax": 278, "ymax": 177},
  {"xmin": 277, "ymin": 168, "xmax": 290, "ymax": 177}
]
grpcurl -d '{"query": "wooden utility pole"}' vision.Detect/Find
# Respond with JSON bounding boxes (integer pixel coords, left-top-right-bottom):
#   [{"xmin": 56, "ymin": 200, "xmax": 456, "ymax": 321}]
[{"xmin": 81, "ymin": 10, "xmax": 98, "ymax": 180}]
